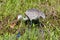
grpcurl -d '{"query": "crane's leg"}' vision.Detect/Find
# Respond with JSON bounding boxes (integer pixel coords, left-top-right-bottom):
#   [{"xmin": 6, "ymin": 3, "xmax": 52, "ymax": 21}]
[
  {"xmin": 30, "ymin": 21, "xmax": 33, "ymax": 27},
  {"xmin": 28, "ymin": 20, "xmax": 32, "ymax": 30}
]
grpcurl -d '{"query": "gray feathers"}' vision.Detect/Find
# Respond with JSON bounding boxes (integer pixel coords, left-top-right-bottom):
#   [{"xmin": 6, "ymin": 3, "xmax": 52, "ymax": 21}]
[{"xmin": 25, "ymin": 9, "xmax": 45, "ymax": 20}]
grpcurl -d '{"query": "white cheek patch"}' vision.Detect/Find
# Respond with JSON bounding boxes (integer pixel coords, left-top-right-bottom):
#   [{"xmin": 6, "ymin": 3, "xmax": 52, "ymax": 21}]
[{"xmin": 17, "ymin": 15, "xmax": 23, "ymax": 20}]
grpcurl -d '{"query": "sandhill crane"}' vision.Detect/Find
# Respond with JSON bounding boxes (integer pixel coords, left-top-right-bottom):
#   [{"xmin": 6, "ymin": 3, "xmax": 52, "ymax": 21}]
[{"xmin": 18, "ymin": 8, "xmax": 45, "ymax": 26}]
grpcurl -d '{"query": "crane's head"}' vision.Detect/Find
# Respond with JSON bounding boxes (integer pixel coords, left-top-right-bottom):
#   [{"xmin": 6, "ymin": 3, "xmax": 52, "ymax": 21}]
[
  {"xmin": 17, "ymin": 15, "xmax": 23, "ymax": 20},
  {"xmin": 17, "ymin": 15, "xmax": 28, "ymax": 21}
]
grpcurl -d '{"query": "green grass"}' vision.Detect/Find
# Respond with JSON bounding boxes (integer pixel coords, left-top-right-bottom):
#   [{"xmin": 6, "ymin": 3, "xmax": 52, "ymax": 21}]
[{"xmin": 0, "ymin": 0, "xmax": 60, "ymax": 40}]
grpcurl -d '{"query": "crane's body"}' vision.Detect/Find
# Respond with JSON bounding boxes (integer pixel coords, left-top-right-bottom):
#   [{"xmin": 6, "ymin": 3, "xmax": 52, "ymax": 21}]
[
  {"xmin": 25, "ymin": 9, "xmax": 45, "ymax": 20},
  {"xmin": 17, "ymin": 8, "xmax": 45, "ymax": 26}
]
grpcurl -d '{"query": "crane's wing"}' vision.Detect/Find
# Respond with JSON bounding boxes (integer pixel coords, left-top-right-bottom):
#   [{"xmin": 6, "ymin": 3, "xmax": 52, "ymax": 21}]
[
  {"xmin": 25, "ymin": 10, "xmax": 38, "ymax": 20},
  {"xmin": 25, "ymin": 9, "xmax": 45, "ymax": 20}
]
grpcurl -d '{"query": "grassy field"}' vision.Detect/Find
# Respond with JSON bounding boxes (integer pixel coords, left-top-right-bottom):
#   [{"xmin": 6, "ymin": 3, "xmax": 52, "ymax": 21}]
[{"xmin": 0, "ymin": 0, "xmax": 60, "ymax": 40}]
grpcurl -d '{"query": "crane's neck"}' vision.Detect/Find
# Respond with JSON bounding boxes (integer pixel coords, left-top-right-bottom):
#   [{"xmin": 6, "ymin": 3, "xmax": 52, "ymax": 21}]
[
  {"xmin": 23, "ymin": 17, "xmax": 28, "ymax": 20},
  {"xmin": 17, "ymin": 15, "xmax": 28, "ymax": 21}
]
